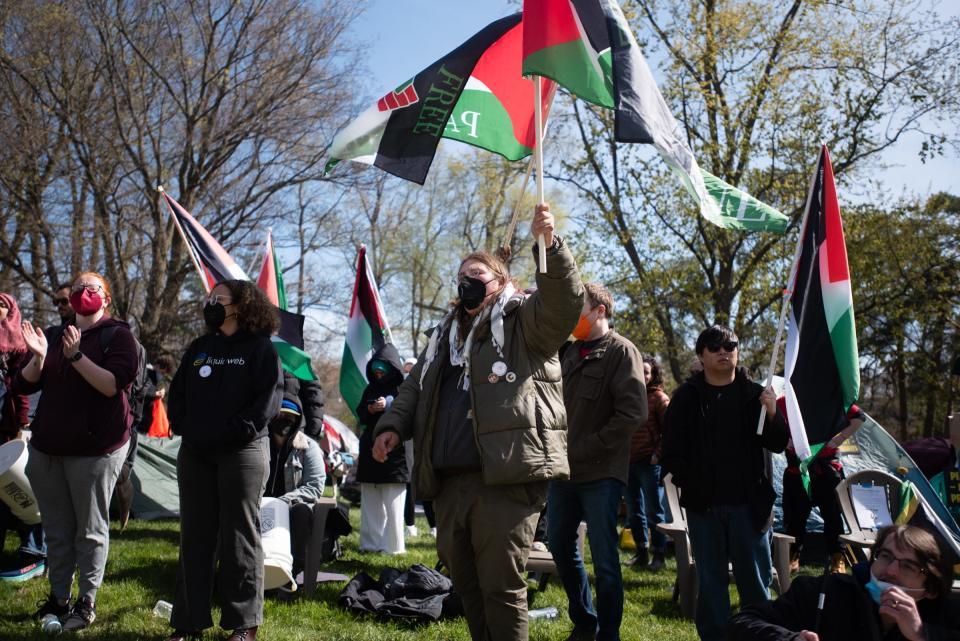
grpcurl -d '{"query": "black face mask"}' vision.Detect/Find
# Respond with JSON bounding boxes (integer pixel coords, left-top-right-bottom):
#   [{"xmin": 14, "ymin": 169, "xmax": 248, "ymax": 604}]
[
  {"xmin": 269, "ymin": 417, "xmax": 296, "ymax": 439},
  {"xmin": 458, "ymin": 276, "xmax": 494, "ymax": 311},
  {"xmin": 203, "ymin": 302, "xmax": 226, "ymax": 330}
]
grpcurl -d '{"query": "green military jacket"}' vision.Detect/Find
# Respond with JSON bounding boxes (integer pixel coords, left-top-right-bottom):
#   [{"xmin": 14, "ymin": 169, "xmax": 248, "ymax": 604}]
[{"xmin": 375, "ymin": 239, "xmax": 583, "ymax": 500}]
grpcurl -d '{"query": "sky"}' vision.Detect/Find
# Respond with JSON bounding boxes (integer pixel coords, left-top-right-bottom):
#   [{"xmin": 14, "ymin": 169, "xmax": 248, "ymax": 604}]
[{"xmin": 346, "ymin": 0, "xmax": 959, "ymax": 202}]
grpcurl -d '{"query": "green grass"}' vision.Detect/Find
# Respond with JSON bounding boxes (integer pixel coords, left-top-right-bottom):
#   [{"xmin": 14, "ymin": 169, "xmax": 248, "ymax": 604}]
[{"xmin": 0, "ymin": 511, "xmax": 707, "ymax": 640}]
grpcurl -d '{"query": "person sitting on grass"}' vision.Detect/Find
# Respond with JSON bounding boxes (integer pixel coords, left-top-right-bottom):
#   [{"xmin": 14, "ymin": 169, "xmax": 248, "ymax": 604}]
[{"xmin": 728, "ymin": 523, "xmax": 960, "ymax": 641}]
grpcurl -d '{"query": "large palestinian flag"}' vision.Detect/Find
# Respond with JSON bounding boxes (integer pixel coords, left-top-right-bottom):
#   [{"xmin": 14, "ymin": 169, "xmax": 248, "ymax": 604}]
[
  {"xmin": 326, "ymin": 13, "xmax": 554, "ymax": 184},
  {"xmin": 782, "ymin": 145, "xmax": 860, "ymax": 460},
  {"xmin": 521, "ymin": 0, "xmax": 788, "ymax": 232},
  {"xmin": 340, "ymin": 246, "xmax": 393, "ymax": 418},
  {"xmin": 162, "ymin": 191, "xmax": 248, "ymax": 290}
]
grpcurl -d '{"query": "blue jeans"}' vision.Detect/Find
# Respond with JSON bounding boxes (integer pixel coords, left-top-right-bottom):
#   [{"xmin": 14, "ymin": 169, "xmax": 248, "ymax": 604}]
[
  {"xmin": 0, "ymin": 501, "xmax": 45, "ymax": 560},
  {"xmin": 625, "ymin": 460, "xmax": 666, "ymax": 552},
  {"xmin": 547, "ymin": 478, "xmax": 624, "ymax": 641},
  {"xmin": 686, "ymin": 504, "xmax": 772, "ymax": 641}
]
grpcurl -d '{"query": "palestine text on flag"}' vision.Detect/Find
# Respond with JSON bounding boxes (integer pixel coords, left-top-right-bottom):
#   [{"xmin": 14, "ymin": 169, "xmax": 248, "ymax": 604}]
[
  {"xmin": 782, "ymin": 145, "xmax": 860, "ymax": 460},
  {"xmin": 162, "ymin": 190, "xmax": 316, "ymax": 381},
  {"xmin": 326, "ymin": 13, "xmax": 554, "ymax": 184},
  {"xmin": 340, "ymin": 246, "xmax": 393, "ymax": 418},
  {"xmin": 162, "ymin": 191, "xmax": 248, "ymax": 290},
  {"xmin": 521, "ymin": 0, "xmax": 788, "ymax": 232},
  {"xmin": 256, "ymin": 229, "xmax": 288, "ymax": 310}
]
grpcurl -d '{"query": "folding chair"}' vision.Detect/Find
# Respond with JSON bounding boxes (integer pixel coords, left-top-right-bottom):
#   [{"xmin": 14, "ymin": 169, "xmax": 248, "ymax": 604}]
[
  {"xmin": 301, "ymin": 497, "xmax": 342, "ymax": 593},
  {"xmin": 835, "ymin": 469, "xmax": 903, "ymax": 563},
  {"xmin": 656, "ymin": 473, "xmax": 794, "ymax": 619}
]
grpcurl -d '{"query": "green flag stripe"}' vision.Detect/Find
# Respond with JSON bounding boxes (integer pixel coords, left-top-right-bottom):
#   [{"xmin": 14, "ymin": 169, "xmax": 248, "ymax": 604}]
[
  {"xmin": 523, "ymin": 40, "xmax": 613, "ymax": 108},
  {"xmin": 828, "ymin": 308, "xmax": 860, "ymax": 410},
  {"xmin": 339, "ymin": 345, "xmax": 367, "ymax": 418},
  {"xmin": 446, "ymin": 89, "xmax": 531, "ymax": 160},
  {"xmin": 701, "ymin": 171, "xmax": 789, "ymax": 232},
  {"xmin": 271, "ymin": 337, "xmax": 317, "ymax": 381}
]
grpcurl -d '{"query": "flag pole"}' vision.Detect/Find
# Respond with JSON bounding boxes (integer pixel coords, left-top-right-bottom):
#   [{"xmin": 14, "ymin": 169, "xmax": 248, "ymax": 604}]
[
  {"xmin": 504, "ymin": 82, "xmax": 557, "ymax": 254},
  {"xmin": 533, "ymin": 75, "xmax": 547, "ymax": 273},
  {"xmin": 159, "ymin": 185, "xmax": 212, "ymax": 295},
  {"xmin": 755, "ymin": 151, "xmax": 820, "ymax": 435}
]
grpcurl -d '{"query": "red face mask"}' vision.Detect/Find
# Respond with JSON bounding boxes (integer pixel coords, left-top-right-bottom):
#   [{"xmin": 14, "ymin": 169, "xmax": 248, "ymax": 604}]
[{"xmin": 70, "ymin": 289, "xmax": 104, "ymax": 316}]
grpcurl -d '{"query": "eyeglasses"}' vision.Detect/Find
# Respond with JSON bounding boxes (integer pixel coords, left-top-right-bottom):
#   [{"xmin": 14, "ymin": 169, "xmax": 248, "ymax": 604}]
[
  {"xmin": 53, "ymin": 297, "xmax": 70, "ymax": 306},
  {"xmin": 72, "ymin": 283, "xmax": 103, "ymax": 294},
  {"xmin": 705, "ymin": 340, "xmax": 738, "ymax": 353},
  {"xmin": 206, "ymin": 294, "xmax": 233, "ymax": 306},
  {"xmin": 873, "ymin": 548, "xmax": 927, "ymax": 581}
]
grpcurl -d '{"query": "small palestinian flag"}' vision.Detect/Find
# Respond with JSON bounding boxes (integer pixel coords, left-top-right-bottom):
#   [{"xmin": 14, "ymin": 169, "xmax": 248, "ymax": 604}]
[
  {"xmin": 162, "ymin": 191, "xmax": 248, "ymax": 291},
  {"xmin": 521, "ymin": 0, "xmax": 788, "ymax": 232},
  {"xmin": 340, "ymin": 246, "xmax": 393, "ymax": 418},
  {"xmin": 782, "ymin": 145, "xmax": 860, "ymax": 460},
  {"xmin": 256, "ymin": 229, "xmax": 287, "ymax": 310},
  {"xmin": 162, "ymin": 190, "xmax": 316, "ymax": 381},
  {"xmin": 326, "ymin": 14, "xmax": 554, "ymax": 184}
]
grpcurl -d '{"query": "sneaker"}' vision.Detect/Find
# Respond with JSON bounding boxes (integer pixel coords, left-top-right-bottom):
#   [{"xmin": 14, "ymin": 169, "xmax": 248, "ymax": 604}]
[
  {"xmin": 648, "ymin": 552, "xmax": 666, "ymax": 572},
  {"xmin": 225, "ymin": 627, "xmax": 258, "ymax": 641},
  {"xmin": 33, "ymin": 593, "xmax": 70, "ymax": 621},
  {"xmin": 829, "ymin": 552, "xmax": 846, "ymax": 574},
  {"xmin": 405, "ymin": 525, "xmax": 418, "ymax": 537},
  {"xmin": 0, "ymin": 559, "xmax": 45, "ymax": 582},
  {"xmin": 62, "ymin": 596, "xmax": 95, "ymax": 632},
  {"xmin": 623, "ymin": 547, "xmax": 649, "ymax": 568}
]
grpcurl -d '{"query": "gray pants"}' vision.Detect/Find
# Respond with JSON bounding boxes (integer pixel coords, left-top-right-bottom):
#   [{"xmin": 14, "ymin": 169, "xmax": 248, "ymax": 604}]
[
  {"xmin": 25, "ymin": 440, "xmax": 129, "ymax": 602},
  {"xmin": 172, "ymin": 438, "xmax": 268, "ymax": 632}
]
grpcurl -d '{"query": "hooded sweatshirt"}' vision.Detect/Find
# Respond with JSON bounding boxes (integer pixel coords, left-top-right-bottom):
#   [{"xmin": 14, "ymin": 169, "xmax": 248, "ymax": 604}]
[
  {"xmin": 356, "ymin": 343, "xmax": 408, "ymax": 485},
  {"xmin": 16, "ymin": 316, "xmax": 137, "ymax": 456},
  {"xmin": 167, "ymin": 330, "xmax": 283, "ymax": 451}
]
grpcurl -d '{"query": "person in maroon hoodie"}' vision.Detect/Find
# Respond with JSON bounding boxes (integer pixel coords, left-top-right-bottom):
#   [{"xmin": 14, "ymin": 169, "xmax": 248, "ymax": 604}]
[
  {"xmin": 0, "ymin": 292, "xmax": 30, "ymax": 442},
  {"xmin": 18, "ymin": 271, "xmax": 138, "ymax": 632}
]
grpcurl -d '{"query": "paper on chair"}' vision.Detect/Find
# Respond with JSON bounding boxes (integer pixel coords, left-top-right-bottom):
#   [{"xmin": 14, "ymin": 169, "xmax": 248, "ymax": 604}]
[{"xmin": 850, "ymin": 484, "xmax": 893, "ymax": 529}]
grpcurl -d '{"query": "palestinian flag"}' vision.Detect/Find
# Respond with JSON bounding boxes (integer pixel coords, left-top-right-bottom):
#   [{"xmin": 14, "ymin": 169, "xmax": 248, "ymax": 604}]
[
  {"xmin": 256, "ymin": 229, "xmax": 287, "ymax": 310},
  {"xmin": 340, "ymin": 246, "xmax": 393, "ymax": 418},
  {"xmin": 521, "ymin": 0, "xmax": 788, "ymax": 232},
  {"xmin": 162, "ymin": 190, "xmax": 316, "ymax": 381},
  {"xmin": 327, "ymin": 14, "xmax": 554, "ymax": 183},
  {"xmin": 162, "ymin": 191, "xmax": 248, "ymax": 291},
  {"xmin": 782, "ymin": 145, "xmax": 859, "ymax": 460}
]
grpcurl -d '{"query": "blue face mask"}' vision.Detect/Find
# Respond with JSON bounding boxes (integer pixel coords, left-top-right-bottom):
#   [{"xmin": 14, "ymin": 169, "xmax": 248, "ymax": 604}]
[{"xmin": 865, "ymin": 570, "xmax": 925, "ymax": 605}]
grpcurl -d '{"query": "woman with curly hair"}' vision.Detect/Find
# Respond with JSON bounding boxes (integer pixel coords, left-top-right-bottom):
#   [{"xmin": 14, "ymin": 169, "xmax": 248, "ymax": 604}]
[{"xmin": 164, "ymin": 280, "xmax": 283, "ymax": 641}]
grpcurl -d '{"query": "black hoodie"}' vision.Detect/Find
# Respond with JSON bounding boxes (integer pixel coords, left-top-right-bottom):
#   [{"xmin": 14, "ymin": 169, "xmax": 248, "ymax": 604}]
[
  {"xmin": 356, "ymin": 343, "xmax": 408, "ymax": 484},
  {"xmin": 168, "ymin": 330, "xmax": 283, "ymax": 451}
]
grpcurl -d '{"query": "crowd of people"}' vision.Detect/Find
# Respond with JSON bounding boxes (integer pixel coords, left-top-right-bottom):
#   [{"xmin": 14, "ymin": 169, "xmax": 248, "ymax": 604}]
[{"xmin": 0, "ymin": 202, "xmax": 957, "ymax": 641}]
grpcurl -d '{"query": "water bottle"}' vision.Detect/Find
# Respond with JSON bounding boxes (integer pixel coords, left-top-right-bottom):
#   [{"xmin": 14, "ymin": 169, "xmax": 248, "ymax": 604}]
[
  {"xmin": 528, "ymin": 606, "xmax": 559, "ymax": 620},
  {"xmin": 152, "ymin": 600, "xmax": 173, "ymax": 620},
  {"xmin": 39, "ymin": 613, "xmax": 62, "ymax": 635}
]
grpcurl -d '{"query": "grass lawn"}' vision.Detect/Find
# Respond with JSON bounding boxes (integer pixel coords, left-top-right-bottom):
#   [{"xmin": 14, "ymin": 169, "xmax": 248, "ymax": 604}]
[{"xmin": 0, "ymin": 510, "xmax": 712, "ymax": 640}]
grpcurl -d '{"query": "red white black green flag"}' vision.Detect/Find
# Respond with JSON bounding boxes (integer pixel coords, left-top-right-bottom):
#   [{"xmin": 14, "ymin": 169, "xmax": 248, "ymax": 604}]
[
  {"xmin": 326, "ymin": 14, "xmax": 554, "ymax": 184},
  {"xmin": 782, "ymin": 145, "xmax": 860, "ymax": 459},
  {"xmin": 521, "ymin": 0, "xmax": 788, "ymax": 232}
]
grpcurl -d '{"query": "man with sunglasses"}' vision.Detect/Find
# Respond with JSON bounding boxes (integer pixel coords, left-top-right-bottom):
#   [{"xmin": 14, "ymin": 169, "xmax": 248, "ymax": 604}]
[
  {"xmin": 43, "ymin": 283, "xmax": 75, "ymax": 345},
  {"xmin": 729, "ymin": 524, "xmax": 960, "ymax": 641},
  {"xmin": 661, "ymin": 325, "xmax": 789, "ymax": 641}
]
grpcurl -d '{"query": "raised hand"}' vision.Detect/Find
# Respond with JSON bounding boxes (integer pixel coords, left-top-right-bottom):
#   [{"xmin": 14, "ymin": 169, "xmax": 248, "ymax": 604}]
[
  {"xmin": 62, "ymin": 325, "xmax": 82, "ymax": 360},
  {"xmin": 20, "ymin": 321, "xmax": 47, "ymax": 359},
  {"xmin": 532, "ymin": 202, "xmax": 555, "ymax": 248},
  {"xmin": 878, "ymin": 586, "xmax": 926, "ymax": 641}
]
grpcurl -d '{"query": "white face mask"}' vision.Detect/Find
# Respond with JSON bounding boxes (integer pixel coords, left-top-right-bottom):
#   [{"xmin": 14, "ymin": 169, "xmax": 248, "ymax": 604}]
[{"xmin": 865, "ymin": 569, "xmax": 926, "ymax": 605}]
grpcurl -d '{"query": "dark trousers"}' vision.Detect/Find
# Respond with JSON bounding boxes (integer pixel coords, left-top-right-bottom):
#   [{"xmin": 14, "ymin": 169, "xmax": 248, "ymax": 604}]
[
  {"xmin": 434, "ymin": 473, "xmax": 545, "ymax": 641},
  {"xmin": 422, "ymin": 500, "xmax": 436, "ymax": 528},
  {"xmin": 782, "ymin": 469, "xmax": 844, "ymax": 555},
  {"xmin": 172, "ymin": 439, "xmax": 268, "ymax": 632},
  {"xmin": 404, "ymin": 483, "xmax": 416, "ymax": 527},
  {"xmin": 289, "ymin": 502, "xmax": 312, "ymax": 576},
  {"xmin": 0, "ymin": 502, "xmax": 45, "ymax": 560}
]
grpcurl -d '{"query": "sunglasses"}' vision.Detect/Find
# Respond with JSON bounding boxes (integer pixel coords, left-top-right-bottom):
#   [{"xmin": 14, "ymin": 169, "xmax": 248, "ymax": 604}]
[
  {"xmin": 53, "ymin": 297, "xmax": 70, "ymax": 306},
  {"xmin": 706, "ymin": 340, "xmax": 738, "ymax": 353}
]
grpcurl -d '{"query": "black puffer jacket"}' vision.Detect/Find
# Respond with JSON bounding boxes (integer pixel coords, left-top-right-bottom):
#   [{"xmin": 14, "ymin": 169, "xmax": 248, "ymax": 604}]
[{"xmin": 356, "ymin": 343, "xmax": 408, "ymax": 484}]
